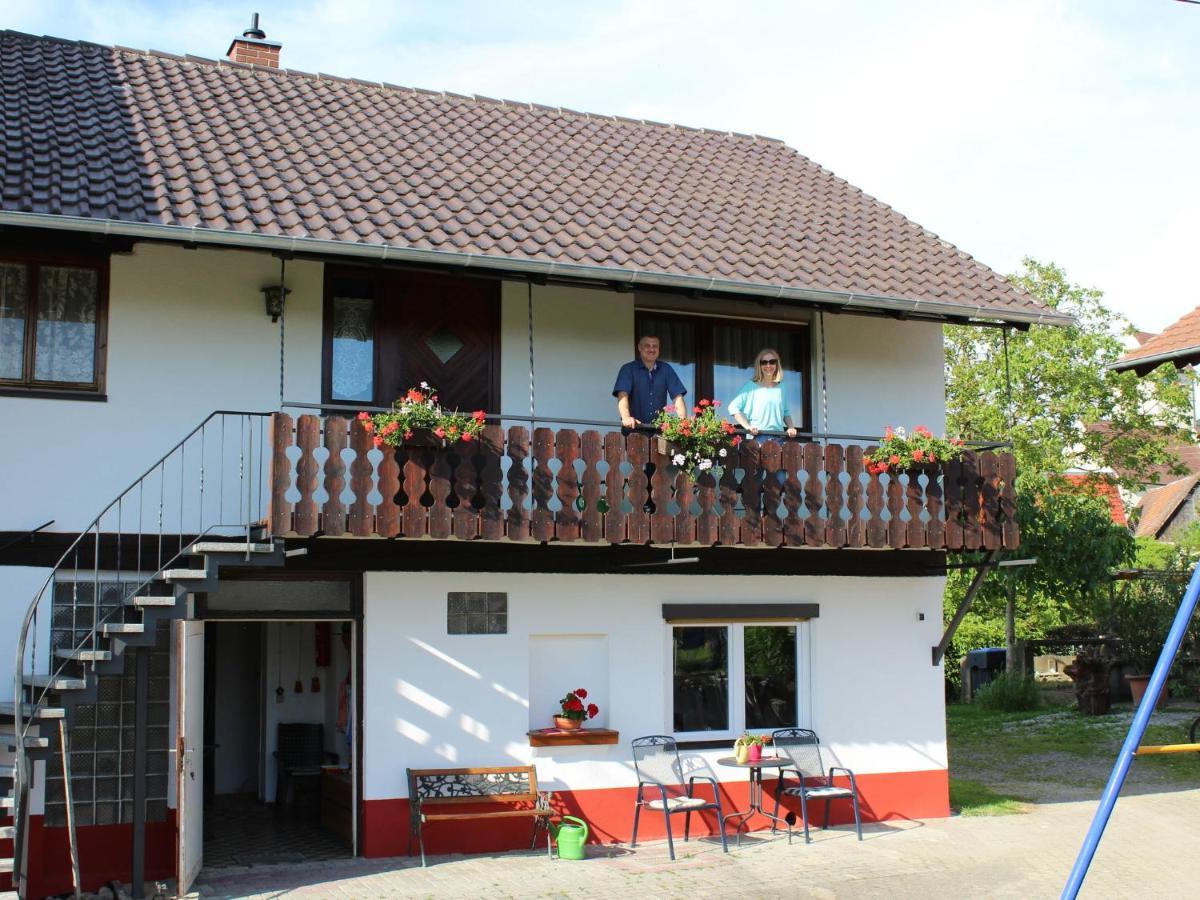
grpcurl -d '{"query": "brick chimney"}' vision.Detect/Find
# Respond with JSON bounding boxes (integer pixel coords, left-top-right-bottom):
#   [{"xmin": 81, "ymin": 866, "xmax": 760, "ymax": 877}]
[{"xmin": 226, "ymin": 13, "xmax": 281, "ymax": 68}]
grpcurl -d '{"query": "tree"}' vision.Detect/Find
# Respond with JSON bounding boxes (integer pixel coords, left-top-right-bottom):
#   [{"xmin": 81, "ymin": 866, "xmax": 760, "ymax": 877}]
[
  {"xmin": 945, "ymin": 258, "xmax": 1194, "ymax": 487},
  {"xmin": 946, "ymin": 480, "xmax": 1135, "ymax": 674},
  {"xmin": 942, "ymin": 258, "xmax": 1185, "ymax": 676}
]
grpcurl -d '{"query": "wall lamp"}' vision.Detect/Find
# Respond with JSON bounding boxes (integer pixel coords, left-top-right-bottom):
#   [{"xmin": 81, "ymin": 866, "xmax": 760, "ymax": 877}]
[{"xmin": 262, "ymin": 284, "xmax": 291, "ymax": 322}]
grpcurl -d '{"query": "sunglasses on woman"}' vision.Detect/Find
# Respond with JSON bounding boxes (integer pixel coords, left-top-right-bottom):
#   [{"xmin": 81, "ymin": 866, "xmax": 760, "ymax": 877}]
[{"xmin": 760, "ymin": 358, "xmax": 778, "ymax": 366}]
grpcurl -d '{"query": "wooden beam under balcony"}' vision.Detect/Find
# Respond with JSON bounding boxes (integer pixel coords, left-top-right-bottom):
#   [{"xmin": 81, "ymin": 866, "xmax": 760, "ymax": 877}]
[{"xmin": 267, "ymin": 414, "xmax": 1020, "ymax": 552}]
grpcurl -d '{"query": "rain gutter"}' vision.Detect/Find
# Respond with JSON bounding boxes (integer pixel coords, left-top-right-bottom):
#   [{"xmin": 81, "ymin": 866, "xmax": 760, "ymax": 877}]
[
  {"xmin": 0, "ymin": 211, "xmax": 1076, "ymax": 328},
  {"xmin": 1108, "ymin": 345, "xmax": 1200, "ymax": 372}
]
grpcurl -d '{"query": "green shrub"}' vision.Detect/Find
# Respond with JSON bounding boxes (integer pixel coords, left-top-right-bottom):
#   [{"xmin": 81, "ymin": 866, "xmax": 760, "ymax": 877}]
[{"xmin": 975, "ymin": 672, "xmax": 1042, "ymax": 712}]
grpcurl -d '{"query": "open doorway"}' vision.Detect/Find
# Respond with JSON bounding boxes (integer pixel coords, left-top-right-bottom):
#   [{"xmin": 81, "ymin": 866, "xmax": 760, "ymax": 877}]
[{"xmin": 200, "ymin": 619, "xmax": 356, "ymax": 868}]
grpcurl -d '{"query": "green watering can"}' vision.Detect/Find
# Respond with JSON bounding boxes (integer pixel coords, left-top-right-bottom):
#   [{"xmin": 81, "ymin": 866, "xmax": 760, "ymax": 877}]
[{"xmin": 549, "ymin": 815, "xmax": 589, "ymax": 860}]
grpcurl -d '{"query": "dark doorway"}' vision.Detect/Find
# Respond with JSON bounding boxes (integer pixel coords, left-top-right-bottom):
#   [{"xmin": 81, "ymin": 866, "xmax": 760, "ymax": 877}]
[{"xmin": 201, "ymin": 621, "xmax": 353, "ymax": 869}]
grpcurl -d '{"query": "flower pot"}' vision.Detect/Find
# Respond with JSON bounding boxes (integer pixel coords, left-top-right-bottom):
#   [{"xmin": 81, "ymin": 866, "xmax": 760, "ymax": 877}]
[
  {"xmin": 747, "ymin": 743, "xmax": 762, "ymax": 762},
  {"xmin": 554, "ymin": 715, "xmax": 584, "ymax": 731},
  {"xmin": 1125, "ymin": 674, "xmax": 1167, "ymax": 710},
  {"xmin": 734, "ymin": 742, "xmax": 749, "ymax": 764},
  {"xmin": 401, "ymin": 427, "xmax": 448, "ymax": 448}
]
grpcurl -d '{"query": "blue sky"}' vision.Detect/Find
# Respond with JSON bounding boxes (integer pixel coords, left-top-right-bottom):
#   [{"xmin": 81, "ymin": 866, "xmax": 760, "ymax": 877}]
[{"xmin": 4, "ymin": 0, "xmax": 1198, "ymax": 332}]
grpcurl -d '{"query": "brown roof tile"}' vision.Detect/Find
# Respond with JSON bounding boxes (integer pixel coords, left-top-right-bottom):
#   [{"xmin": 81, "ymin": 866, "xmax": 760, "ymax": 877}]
[
  {"xmin": 1116, "ymin": 306, "xmax": 1200, "ymax": 373},
  {"xmin": 0, "ymin": 30, "xmax": 1066, "ymax": 323},
  {"xmin": 1136, "ymin": 474, "xmax": 1200, "ymax": 539}
]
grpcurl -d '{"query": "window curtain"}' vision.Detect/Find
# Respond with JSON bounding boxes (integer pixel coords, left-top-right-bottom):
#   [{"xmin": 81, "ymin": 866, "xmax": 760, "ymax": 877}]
[
  {"xmin": 35, "ymin": 266, "xmax": 97, "ymax": 384},
  {"xmin": 0, "ymin": 263, "xmax": 26, "ymax": 380}
]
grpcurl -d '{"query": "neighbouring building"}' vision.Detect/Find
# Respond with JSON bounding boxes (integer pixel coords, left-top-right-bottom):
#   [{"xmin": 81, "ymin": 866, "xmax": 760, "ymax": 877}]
[{"xmin": 0, "ymin": 19, "xmax": 1063, "ymax": 897}]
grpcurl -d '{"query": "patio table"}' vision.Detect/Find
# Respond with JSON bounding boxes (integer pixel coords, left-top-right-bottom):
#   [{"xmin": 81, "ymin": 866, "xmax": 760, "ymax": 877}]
[{"xmin": 716, "ymin": 755, "xmax": 790, "ymax": 846}]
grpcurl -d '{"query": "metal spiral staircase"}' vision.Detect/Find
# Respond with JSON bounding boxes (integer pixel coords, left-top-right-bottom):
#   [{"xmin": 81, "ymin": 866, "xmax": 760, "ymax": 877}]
[{"xmin": 4, "ymin": 411, "xmax": 290, "ymax": 897}]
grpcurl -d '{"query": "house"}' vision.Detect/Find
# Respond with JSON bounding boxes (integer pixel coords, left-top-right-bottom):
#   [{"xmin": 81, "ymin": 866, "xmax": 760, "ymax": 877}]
[
  {"xmin": 1134, "ymin": 474, "xmax": 1200, "ymax": 541},
  {"xmin": 1112, "ymin": 306, "xmax": 1200, "ymax": 378},
  {"xmin": 0, "ymin": 19, "xmax": 1058, "ymax": 897}
]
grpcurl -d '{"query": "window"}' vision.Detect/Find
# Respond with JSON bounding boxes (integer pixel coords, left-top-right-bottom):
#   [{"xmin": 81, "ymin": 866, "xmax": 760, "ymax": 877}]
[
  {"xmin": 636, "ymin": 311, "xmax": 811, "ymax": 429},
  {"xmin": 671, "ymin": 623, "xmax": 805, "ymax": 739},
  {"xmin": 0, "ymin": 253, "xmax": 107, "ymax": 397}
]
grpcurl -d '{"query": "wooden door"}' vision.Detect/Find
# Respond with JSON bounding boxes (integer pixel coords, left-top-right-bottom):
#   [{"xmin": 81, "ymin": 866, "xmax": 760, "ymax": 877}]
[
  {"xmin": 175, "ymin": 620, "xmax": 205, "ymax": 896},
  {"xmin": 324, "ymin": 267, "xmax": 500, "ymax": 413},
  {"xmin": 378, "ymin": 271, "xmax": 499, "ymax": 413}
]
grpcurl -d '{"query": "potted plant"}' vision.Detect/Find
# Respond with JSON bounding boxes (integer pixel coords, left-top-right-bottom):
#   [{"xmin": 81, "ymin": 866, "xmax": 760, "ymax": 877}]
[
  {"xmin": 359, "ymin": 382, "xmax": 486, "ymax": 449},
  {"xmin": 733, "ymin": 733, "xmax": 771, "ymax": 763},
  {"xmin": 653, "ymin": 399, "xmax": 741, "ymax": 479},
  {"xmin": 865, "ymin": 425, "xmax": 965, "ymax": 476},
  {"xmin": 554, "ymin": 687, "xmax": 600, "ymax": 731}
]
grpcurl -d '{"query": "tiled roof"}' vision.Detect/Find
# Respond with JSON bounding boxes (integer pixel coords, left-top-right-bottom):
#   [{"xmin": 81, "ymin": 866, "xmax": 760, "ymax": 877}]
[
  {"xmin": 1063, "ymin": 474, "xmax": 1127, "ymax": 527},
  {"xmin": 0, "ymin": 30, "xmax": 1069, "ymax": 324},
  {"xmin": 1135, "ymin": 474, "xmax": 1200, "ymax": 539},
  {"xmin": 1115, "ymin": 306, "xmax": 1200, "ymax": 373}
]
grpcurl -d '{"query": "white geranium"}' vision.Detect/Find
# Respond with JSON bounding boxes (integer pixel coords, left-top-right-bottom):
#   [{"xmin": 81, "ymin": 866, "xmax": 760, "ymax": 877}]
[
  {"xmin": 672, "ymin": 453, "xmax": 686, "ymax": 466},
  {"xmin": 718, "ymin": 448, "xmax": 728, "ymax": 458},
  {"xmin": 698, "ymin": 459, "xmax": 713, "ymax": 471}
]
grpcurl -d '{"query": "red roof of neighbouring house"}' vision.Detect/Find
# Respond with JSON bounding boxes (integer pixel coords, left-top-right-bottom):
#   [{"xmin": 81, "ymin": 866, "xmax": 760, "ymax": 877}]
[
  {"xmin": 1135, "ymin": 474, "xmax": 1200, "ymax": 539},
  {"xmin": 1114, "ymin": 306, "xmax": 1200, "ymax": 375},
  {"xmin": 1063, "ymin": 474, "xmax": 1128, "ymax": 527},
  {"xmin": 0, "ymin": 29, "xmax": 1071, "ymax": 326}
]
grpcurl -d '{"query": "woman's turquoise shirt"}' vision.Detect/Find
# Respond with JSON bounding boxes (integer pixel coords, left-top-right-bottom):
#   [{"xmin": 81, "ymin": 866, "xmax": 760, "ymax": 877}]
[{"xmin": 727, "ymin": 380, "xmax": 791, "ymax": 432}]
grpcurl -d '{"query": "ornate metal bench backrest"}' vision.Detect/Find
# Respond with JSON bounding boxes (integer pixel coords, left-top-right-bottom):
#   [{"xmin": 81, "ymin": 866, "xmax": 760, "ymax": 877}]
[{"xmin": 411, "ymin": 768, "xmax": 534, "ymax": 804}]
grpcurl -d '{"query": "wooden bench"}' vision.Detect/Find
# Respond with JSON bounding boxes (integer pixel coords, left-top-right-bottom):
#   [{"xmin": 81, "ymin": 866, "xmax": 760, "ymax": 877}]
[{"xmin": 407, "ymin": 765, "xmax": 553, "ymax": 866}]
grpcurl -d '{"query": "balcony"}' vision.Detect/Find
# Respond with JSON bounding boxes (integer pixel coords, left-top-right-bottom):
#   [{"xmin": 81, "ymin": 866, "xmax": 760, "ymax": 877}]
[{"xmin": 268, "ymin": 413, "xmax": 1018, "ymax": 551}]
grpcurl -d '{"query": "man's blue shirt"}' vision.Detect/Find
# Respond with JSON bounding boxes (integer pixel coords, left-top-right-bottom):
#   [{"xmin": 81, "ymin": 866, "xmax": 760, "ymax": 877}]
[{"xmin": 612, "ymin": 359, "xmax": 687, "ymax": 424}]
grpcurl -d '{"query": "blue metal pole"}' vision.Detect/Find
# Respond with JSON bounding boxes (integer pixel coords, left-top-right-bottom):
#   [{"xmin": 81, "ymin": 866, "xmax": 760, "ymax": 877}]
[{"xmin": 1061, "ymin": 562, "xmax": 1200, "ymax": 899}]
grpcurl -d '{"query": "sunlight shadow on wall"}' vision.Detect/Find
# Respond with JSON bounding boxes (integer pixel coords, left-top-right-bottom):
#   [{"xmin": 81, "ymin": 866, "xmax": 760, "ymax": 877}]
[{"xmin": 408, "ymin": 636, "xmax": 481, "ymax": 678}]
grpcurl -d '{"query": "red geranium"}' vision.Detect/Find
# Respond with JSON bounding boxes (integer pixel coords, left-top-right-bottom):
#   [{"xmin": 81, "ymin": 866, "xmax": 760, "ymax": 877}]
[{"xmin": 557, "ymin": 687, "xmax": 599, "ymax": 723}]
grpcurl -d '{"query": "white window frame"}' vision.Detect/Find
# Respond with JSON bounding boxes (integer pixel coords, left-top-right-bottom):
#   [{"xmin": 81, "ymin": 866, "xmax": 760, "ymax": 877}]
[{"xmin": 665, "ymin": 621, "xmax": 812, "ymax": 742}]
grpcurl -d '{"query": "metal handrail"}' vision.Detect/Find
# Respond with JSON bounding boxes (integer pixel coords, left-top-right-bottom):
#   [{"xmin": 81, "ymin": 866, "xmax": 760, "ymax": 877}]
[
  {"xmin": 281, "ymin": 401, "xmax": 1012, "ymax": 450},
  {"xmin": 10, "ymin": 410, "xmax": 274, "ymax": 894}
]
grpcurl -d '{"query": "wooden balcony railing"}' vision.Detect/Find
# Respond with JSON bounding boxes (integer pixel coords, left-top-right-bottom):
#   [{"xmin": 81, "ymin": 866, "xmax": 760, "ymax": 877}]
[{"xmin": 268, "ymin": 414, "xmax": 1019, "ymax": 551}]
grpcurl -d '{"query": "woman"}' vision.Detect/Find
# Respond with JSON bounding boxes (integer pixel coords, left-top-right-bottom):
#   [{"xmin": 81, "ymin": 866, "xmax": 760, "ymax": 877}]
[{"xmin": 727, "ymin": 348, "xmax": 798, "ymax": 439}]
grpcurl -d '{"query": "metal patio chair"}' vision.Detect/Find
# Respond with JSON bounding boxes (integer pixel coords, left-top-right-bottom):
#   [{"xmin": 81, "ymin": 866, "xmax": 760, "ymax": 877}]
[
  {"xmin": 630, "ymin": 735, "xmax": 729, "ymax": 860},
  {"xmin": 769, "ymin": 728, "xmax": 863, "ymax": 843}
]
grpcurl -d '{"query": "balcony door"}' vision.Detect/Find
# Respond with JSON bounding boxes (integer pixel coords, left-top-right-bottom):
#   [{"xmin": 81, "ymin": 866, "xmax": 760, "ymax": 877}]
[{"xmin": 323, "ymin": 267, "xmax": 500, "ymax": 413}]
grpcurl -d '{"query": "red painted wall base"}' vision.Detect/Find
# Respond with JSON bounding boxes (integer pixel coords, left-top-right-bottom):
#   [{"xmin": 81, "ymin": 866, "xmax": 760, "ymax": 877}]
[
  {"xmin": 14, "ymin": 812, "xmax": 176, "ymax": 898},
  {"xmin": 364, "ymin": 768, "xmax": 949, "ymax": 858}
]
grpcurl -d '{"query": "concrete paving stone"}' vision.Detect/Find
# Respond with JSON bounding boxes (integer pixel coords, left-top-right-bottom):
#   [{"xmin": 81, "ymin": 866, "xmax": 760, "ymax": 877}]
[{"xmin": 193, "ymin": 788, "xmax": 1200, "ymax": 898}]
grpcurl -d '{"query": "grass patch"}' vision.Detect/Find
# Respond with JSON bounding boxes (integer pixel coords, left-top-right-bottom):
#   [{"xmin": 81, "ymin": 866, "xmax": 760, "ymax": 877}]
[{"xmin": 949, "ymin": 778, "xmax": 1026, "ymax": 816}]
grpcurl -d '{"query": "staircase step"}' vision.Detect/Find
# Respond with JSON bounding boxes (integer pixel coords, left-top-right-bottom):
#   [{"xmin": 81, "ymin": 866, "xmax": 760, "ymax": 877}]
[
  {"xmin": 23, "ymin": 674, "xmax": 86, "ymax": 692},
  {"xmin": 0, "ymin": 825, "xmax": 13, "ymax": 839},
  {"xmin": 126, "ymin": 595, "xmax": 177, "ymax": 608},
  {"xmin": 0, "ymin": 796, "xmax": 13, "ymax": 809},
  {"xmin": 0, "ymin": 857, "xmax": 11, "ymax": 874},
  {"xmin": 163, "ymin": 568, "xmax": 208, "ymax": 581},
  {"xmin": 102, "ymin": 622, "xmax": 145, "ymax": 636},
  {"xmin": 0, "ymin": 731, "xmax": 49, "ymax": 750},
  {"xmin": 54, "ymin": 648, "xmax": 112, "ymax": 662},
  {"xmin": 189, "ymin": 541, "xmax": 274, "ymax": 554},
  {"xmin": 0, "ymin": 765, "xmax": 14, "ymax": 779},
  {"xmin": 0, "ymin": 703, "xmax": 64, "ymax": 720}
]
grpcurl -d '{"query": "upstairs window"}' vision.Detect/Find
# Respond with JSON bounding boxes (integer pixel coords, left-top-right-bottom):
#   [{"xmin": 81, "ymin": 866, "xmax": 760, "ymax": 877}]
[
  {"xmin": 0, "ymin": 253, "xmax": 107, "ymax": 398},
  {"xmin": 636, "ymin": 311, "xmax": 811, "ymax": 429}
]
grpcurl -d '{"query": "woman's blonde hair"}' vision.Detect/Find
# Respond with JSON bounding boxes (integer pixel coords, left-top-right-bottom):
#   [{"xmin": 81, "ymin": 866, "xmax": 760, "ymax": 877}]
[{"xmin": 752, "ymin": 348, "xmax": 784, "ymax": 385}]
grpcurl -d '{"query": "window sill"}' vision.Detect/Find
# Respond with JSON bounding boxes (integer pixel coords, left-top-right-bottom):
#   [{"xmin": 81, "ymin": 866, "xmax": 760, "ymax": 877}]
[
  {"xmin": 0, "ymin": 387, "xmax": 107, "ymax": 403},
  {"xmin": 527, "ymin": 728, "xmax": 619, "ymax": 747}
]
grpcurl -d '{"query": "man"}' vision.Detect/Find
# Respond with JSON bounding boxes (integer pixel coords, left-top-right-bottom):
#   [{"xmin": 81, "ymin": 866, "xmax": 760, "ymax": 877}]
[{"xmin": 613, "ymin": 335, "xmax": 688, "ymax": 429}]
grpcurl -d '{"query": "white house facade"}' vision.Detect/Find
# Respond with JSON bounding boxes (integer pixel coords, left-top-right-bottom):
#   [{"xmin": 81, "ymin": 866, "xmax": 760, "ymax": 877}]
[{"xmin": 0, "ymin": 22, "xmax": 1054, "ymax": 898}]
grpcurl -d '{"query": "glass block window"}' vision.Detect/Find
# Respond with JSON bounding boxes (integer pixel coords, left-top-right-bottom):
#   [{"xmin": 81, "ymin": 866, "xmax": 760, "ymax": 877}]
[
  {"xmin": 0, "ymin": 256, "xmax": 105, "ymax": 394},
  {"xmin": 447, "ymin": 592, "xmax": 507, "ymax": 634},
  {"xmin": 44, "ymin": 580, "xmax": 171, "ymax": 828}
]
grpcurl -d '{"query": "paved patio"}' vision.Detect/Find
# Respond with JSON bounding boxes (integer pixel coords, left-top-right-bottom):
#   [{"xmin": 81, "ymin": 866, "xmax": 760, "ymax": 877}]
[{"xmin": 193, "ymin": 788, "xmax": 1200, "ymax": 898}]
